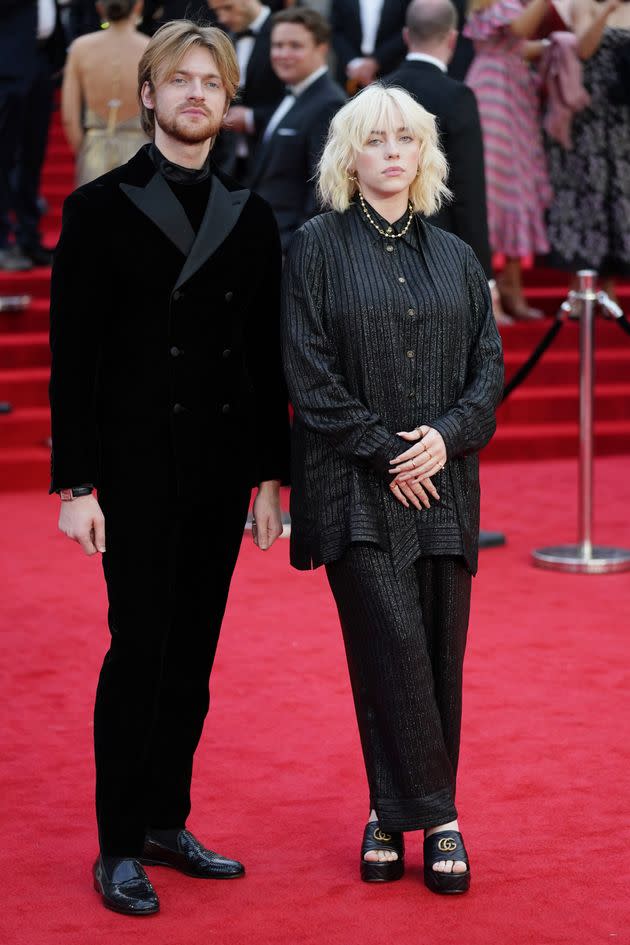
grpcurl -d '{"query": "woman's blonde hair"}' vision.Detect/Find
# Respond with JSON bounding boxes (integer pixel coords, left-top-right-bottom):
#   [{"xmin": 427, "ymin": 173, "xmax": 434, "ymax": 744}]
[
  {"xmin": 317, "ymin": 84, "xmax": 450, "ymax": 215},
  {"xmin": 138, "ymin": 20, "xmax": 240, "ymax": 138}
]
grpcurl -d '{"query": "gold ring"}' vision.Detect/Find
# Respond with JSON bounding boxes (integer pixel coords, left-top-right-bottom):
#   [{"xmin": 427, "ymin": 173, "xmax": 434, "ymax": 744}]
[
  {"xmin": 411, "ymin": 458, "xmax": 417, "ymax": 467},
  {"xmin": 426, "ymin": 450, "xmax": 432, "ymax": 460}
]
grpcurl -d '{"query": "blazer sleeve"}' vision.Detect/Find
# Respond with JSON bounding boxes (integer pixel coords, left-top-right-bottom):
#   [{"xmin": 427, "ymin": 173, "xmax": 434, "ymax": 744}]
[
  {"xmin": 430, "ymin": 246, "xmax": 504, "ymax": 459},
  {"xmin": 48, "ymin": 191, "xmax": 104, "ymax": 492},
  {"xmin": 244, "ymin": 200, "xmax": 291, "ymax": 484},
  {"xmin": 281, "ymin": 225, "xmax": 405, "ymax": 475},
  {"xmin": 446, "ymin": 85, "xmax": 493, "ymax": 278}
]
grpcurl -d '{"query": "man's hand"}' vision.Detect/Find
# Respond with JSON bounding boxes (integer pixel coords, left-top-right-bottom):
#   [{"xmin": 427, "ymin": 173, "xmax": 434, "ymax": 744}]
[
  {"xmin": 58, "ymin": 494, "xmax": 106, "ymax": 556},
  {"xmin": 224, "ymin": 105, "xmax": 250, "ymax": 133},
  {"xmin": 251, "ymin": 480, "xmax": 283, "ymax": 551},
  {"xmin": 346, "ymin": 56, "xmax": 379, "ymax": 87}
]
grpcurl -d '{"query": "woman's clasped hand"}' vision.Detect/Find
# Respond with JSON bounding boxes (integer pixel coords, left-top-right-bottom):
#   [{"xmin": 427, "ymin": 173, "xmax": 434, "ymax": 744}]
[{"xmin": 388, "ymin": 425, "xmax": 448, "ymax": 510}]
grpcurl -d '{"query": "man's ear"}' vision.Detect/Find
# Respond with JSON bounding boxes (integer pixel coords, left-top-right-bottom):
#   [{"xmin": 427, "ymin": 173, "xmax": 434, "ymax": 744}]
[{"xmin": 140, "ymin": 80, "xmax": 154, "ymax": 110}]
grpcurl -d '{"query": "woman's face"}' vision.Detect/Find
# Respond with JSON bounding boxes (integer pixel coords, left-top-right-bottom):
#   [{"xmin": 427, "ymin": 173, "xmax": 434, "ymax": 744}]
[{"xmin": 352, "ymin": 117, "xmax": 421, "ymax": 206}]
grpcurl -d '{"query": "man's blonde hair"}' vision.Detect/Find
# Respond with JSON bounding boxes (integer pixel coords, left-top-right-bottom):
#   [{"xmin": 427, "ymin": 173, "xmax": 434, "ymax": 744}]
[
  {"xmin": 317, "ymin": 84, "xmax": 450, "ymax": 216},
  {"xmin": 138, "ymin": 20, "xmax": 240, "ymax": 137}
]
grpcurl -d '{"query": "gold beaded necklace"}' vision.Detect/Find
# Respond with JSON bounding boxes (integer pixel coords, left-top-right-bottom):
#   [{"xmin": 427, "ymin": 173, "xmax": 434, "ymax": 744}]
[{"xmin": 358, "ymin": 190, "xmax": 414, "ymax": 239}]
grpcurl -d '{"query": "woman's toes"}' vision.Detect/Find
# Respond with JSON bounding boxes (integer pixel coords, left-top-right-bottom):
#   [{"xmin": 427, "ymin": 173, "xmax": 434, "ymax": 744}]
[
  {"xmin": 453, "ymin": 861, "xmax": 467, "ymax": 874},
  {"xmin": 444, "ymin": 860, "xmax": 454, "ymax": 874},
  {"xmin": 364, "ymin": 851, "xmax": 380, "ymax": 862}
]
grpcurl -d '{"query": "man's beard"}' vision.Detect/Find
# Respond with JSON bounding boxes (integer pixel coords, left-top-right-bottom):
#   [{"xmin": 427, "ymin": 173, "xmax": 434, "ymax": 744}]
[{"xmin": 155, "ymin": 105, "xmax": 222, "ymax": 145}]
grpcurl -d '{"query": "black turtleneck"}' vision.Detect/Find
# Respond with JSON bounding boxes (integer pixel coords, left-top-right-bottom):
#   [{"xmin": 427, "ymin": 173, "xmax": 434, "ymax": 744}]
[{"xmin": 148, "ymin": 143, "xmax": 212, "ymax": 234}]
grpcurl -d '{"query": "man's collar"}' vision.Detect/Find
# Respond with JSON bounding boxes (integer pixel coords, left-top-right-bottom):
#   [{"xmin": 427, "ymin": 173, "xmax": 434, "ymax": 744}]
[
  {"xmin": 148, "ymin": 143, "xmax": 212, "ymax": 184},
  {"xmin": 405, "ymin": 52, "xmax": 448, "ymax": 73},
  {"xmin": 288, "ymin": 64, "xmax": 328, "ymax": 97}
]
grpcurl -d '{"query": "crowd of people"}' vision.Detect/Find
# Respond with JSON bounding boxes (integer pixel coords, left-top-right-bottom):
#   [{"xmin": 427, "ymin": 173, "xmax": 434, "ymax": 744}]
[{"xmin": 1, "ymin": 0, "xmax": 629, "ymax": 312}]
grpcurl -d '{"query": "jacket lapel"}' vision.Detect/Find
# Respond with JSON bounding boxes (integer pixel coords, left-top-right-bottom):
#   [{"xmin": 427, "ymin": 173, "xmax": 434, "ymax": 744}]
[
  {"xmin": 174, "ymin": 175, "xmax": 250, "ymax": 291},
  {"xmin": 119, "ymin": 172, "xmax": 195, "ymax": 257}
]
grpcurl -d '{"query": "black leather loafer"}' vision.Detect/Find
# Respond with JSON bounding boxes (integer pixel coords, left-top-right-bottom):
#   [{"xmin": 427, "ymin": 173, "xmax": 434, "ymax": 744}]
[
  {"xmin": 423, "ymin": 830, "xmax": 470, "ymax": 895},
  {"xmin": 93, "ymin": 856, "xmax": 159, "ymax": 915},
  {"xmin": 360, "ymin": 820, "xmax": 405, "ymax": 882},
  {"xmin": 141, "ymin": 828, "xmax": 245, "ymax": 879}
]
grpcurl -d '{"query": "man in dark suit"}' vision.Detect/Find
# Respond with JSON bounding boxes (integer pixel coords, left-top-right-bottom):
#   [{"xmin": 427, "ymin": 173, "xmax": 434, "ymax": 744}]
[
  {"xmin": 386, "ymin": 0, "xmax": 494, "ymax": 286},
  {"xmin": 49, "ymin": 21, "xmax": 290, "ymax": 915},
  {"xmin": 250, "ymin": 8, "xmax": 345, "ymax": 252},
  {"xmin": 0, "ymin": 0, "xmax": 65, "ymax": 270},
  {"xmin": 331, "ymin": 0, "xmax": 410, "ymax": 91},
  {"xmin": 208, "ymin": 0, "xmax": 285, "ymax": 178}
]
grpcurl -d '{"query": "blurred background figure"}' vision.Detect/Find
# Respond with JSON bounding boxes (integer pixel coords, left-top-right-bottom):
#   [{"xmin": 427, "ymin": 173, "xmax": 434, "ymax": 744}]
[
  {"xmin": 464, "ymin": 0, "xmax": 551, "ymax": 320},
  {"xmin": 139, "ymin": 0, "xmax": 214, "ymax": 34},
  {"xmin": 208, "ymin": 0, "xmax": 285, "ymax": 179},
  {"xmin": 546, "ymin": 0, "xmax": 630, "ymax": 299},
  {"xmin": 331, "ymin": 0, "xmax": 410, "ymax": 92},
  {"xmin": 250, "ymin": 8, "xmax": 345, "ymax": 251},
  {"xmin": 386, "ymin": 0, "xmax": 509, "ymax": 323},
  {"xmin": 65, "ymin": 0, "xmax": 101, "ymax": 39},
  {"xmin": 0, "ymin": 0, "xmax": 66, "ymax": 272},
  {"xmin": 61, "ymin": 0, "xmax": 149, "ymax": 187}
]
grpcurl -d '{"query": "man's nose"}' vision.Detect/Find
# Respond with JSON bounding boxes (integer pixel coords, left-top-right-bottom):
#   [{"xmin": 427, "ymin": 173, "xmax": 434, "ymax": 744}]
[{"xmin": 187, "ymin": 78, "xmax": 205, "ymax": 98}]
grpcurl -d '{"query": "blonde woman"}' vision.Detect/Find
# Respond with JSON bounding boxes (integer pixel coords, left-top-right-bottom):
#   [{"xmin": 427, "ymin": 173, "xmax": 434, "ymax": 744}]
[
  {"xmin": 281, "ymin": 84, "xmax": 503, "ymax": 895},
  {"xmin": 61, "ymin": 0, "xmax": 149, "ymax": 186},
  {"xmin": 464, "ymin": 0, "xmax": 553, "ymax": 319}
]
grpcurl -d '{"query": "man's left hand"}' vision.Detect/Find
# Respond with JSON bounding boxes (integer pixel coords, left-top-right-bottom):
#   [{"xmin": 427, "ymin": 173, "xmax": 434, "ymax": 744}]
[
  {"xmin": 389, "ymin": 425, "xmax": 447, "ymax": 482},
  {"xmin": 251, "ymin": 480, "xmax": 283, "ymax": 551}
]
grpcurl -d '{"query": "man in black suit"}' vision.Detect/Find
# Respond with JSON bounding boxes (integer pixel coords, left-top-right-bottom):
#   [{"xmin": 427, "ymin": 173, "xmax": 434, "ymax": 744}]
[
  {"xmin": 331, "ymin": 0, "xmax": 410, "ymax": 91},
  {"xmin": 49, "ymin": 21, "xmax": 290, "ymax": 915},
  {"xmin": 251, "ymin": 8, "xmax": 345, "ymax": 252},
  {"xmin": 207, "ymin": 0, "xmax": 285, "ymax": 178},
  {"xmin": 0, "ymin": 0, "xmax": 65, "ymax": 270},
  {"xmin": 386, "ymin": 0, "xmax": 494, "ymax": 287}
]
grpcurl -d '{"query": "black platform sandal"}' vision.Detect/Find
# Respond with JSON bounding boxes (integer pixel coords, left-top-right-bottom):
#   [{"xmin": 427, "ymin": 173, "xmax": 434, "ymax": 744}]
[
  {"xmin": 360, "ymin": 821, "xmax": 405, "ymax": 883},
  {"xmin": 423, "ymin": 830, "xmax": 470, "ymax": 895}
]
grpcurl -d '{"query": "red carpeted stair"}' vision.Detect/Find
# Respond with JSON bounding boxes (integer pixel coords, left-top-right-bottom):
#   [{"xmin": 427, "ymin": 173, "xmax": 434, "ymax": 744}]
[{"xmin": 1, "ymin": 111, "xmax": 629, "ymax": 491}]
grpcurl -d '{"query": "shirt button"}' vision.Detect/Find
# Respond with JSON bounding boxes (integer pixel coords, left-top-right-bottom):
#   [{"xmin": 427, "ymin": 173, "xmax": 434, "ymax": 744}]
[
  {"xmin": 222, "ymin": 348, "xmax": 231, "ymax": 360},
  {"xmin": 408, "ymin": 391, "xmax": 415, "ymax": 399},
  {"xmin": 398, "ymin": 276, "xmax": 406, "ymax": 284},
  {"xmin": 385, "ymin": 244, "xmax": 394, "ymax": 253},
  {"xmin": 173, "ymin": 290, "xmax": 182, "ymax": 301},
  {"xmin": 406, "ymin": 350, "xmax": 414, "ymax": 358},
  {"xmin": 224, "ymin": 290, "xmax": 233, "ymax": 302},
  {"xmin": 173, "ymin": 403, "xmax": 185, "ymax": 414},
  {"xmin": 170, "ymin": 346, "xmax": 181, "ymax": 357},
  {"xmin": 407, "ymin": 308, "xmax": 415, "ymax": 317},
  {"xmin": 221, "ymin": 403, "xmax": 231, "ymax": 415}
]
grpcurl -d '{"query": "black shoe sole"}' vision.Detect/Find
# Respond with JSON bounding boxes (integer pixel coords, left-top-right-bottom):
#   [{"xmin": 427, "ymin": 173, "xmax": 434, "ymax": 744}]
[
  {"xmin": 361, "ymin": 858, "xmax": 405, "ymax": 883},
  {"xmin": 93, "ymin": 878, "xmax": 160, "ymax": 915},
  {"xmin": 423, "ymin": 866, "xmax": 470, "ymax": 895},
  {"xmin": 139, "ymin": 856, "xmax": 245, "ymax": 879}
]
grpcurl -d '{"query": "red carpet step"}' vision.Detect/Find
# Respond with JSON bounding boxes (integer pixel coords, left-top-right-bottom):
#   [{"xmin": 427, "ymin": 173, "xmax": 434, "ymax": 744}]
[{"xmin": 1, "ymin": 110, "xmax": 630, "ymax": 490}]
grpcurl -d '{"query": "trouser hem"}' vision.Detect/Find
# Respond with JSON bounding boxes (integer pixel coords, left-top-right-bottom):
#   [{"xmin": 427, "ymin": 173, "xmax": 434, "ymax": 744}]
[{"xmin": 374, "ymin": 787, "xmax": 457, "ymax": 833}]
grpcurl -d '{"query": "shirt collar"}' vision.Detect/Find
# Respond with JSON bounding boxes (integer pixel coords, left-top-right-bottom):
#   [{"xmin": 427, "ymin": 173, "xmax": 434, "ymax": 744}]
[
  {"xmin": 288, "ymin": 64, "xmax": 328, "ymax": 98},
  {"xmin": 148, "ymin": 143, "xmax": 212, "ymax": 184},
  {"xmin": 405, "ymin": 52, "xmax": 448, "ymax": 73}
]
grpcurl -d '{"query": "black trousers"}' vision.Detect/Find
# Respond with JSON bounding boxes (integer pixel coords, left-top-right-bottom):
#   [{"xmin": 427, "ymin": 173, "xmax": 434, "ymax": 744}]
[
  {"xmin": 94, "ymin": 485, "xmax": 250, "ymax": 856},
  {"xmin": 326, "ymin": 546, "xmax": 472, "ymax": 833}
]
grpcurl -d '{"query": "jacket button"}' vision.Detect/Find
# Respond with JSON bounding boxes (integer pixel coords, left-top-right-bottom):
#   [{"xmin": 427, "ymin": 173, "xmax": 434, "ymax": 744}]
[
  {"xmin": 170, "ymin": 346, "xmax": 182, "ymax": 357},
  {"xmin": 407, "ymin": 308, "xmax": 415, "ymax": 317},
  {"xmin": 222, "ymin": 348, "xmax": 231, "ymax": 360},
  {"xmin": 221, "ymin": 403, "xmax": 231, "ymax": 415},
  {"xmin": 398, "ymin": 276, "xmax": 406, "ymax": 284},
  {"xmin": 385, "ymin": 244, "xmax": 394, "ymax": 253},
  {"xmin": 173, "ymin": 290, "xmax": 182, "ymax": 301},
  {"xmin": 224, "ymin": 290, "xmax": 233, "ymax": 302},
  {"xmin": 173, "ymin": 403, "xmax": 185, "ymax": 414},
  {"xmin": 406, "ymin": 350, "xmax": 414, "ymax": 358}
]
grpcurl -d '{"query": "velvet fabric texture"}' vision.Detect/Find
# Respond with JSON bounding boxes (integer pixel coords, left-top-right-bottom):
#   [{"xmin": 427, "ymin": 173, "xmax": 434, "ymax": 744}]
[{"xmin": 48, "ymin": 145, "xmax": 290, "ymax": 854}]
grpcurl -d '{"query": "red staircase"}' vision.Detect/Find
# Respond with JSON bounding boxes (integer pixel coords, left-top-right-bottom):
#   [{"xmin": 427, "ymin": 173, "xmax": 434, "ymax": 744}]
[{"xmin": 1, "ymin": 111, "xmax": 629, "ymax": 491}]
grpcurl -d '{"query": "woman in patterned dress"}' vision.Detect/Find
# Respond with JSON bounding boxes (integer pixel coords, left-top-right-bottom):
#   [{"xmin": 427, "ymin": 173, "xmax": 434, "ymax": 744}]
[
  {"xmin": 546, "ymin": 0, "xmax": 630, "ymax": 295},
  {"xmin": 464, "ymin": 0, "xmax": 553, "ymax": 319}
]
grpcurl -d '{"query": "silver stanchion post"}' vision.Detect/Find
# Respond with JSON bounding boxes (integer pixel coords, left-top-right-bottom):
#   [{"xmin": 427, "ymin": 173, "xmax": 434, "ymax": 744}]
[{"xmin": 532, "ymin": 270, "xmax": 630, "ymax": 573}]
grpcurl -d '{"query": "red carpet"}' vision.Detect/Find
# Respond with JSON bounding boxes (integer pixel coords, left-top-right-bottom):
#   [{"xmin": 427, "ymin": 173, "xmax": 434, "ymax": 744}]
[{"xmin": 1, "ymin": 456, "xmax": 629, "ymax": 944}]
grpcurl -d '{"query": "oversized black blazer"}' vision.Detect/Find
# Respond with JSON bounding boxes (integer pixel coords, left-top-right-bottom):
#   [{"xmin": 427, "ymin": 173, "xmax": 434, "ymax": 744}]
[
  {"xmin": 49, "ymin": 146, "xmax": 290, "ymax": 497},
  {"xmin": 281, "ymin": 207, "xmax": 503, "ymax": 575},
  {"xmin": 331, "ymin": 0, "xmax": 409, "ymax": 84},
  {"xmin": 250, "ymin": 73, "xmax": 346, "ymax": 252},
  {"xmin": 386, "ymin": 59, "xmax": 492, "ymax": 278}
]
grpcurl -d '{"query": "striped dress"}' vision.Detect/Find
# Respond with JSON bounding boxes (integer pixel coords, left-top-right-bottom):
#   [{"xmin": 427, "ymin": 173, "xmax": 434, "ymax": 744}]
[{"xmin": 464, "ymin": 0, "xmax": 551, "ymax": 257}]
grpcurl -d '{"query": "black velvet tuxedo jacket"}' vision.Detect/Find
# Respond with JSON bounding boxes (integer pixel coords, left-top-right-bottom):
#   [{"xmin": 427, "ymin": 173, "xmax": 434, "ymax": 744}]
[
  {"xmin": 49, "ymin": 146, "xmax": 290, "ymax": 498},
  {"xmin": 250, "ymin": 73, "xmax": 346, "ymax": 252},
  {"xmin": 331, "ymin": 0, "xmax": 409, "ymax": 84},
  {"xmin": 385, "ymin": 59, "xmax": 492, "ymax": 278}
]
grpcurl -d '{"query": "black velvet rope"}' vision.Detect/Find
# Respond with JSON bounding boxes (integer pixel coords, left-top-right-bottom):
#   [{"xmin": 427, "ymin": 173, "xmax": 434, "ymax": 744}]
[{"xmin": 501, "ymin": 315, "xmax": 565, "ymax": 403}]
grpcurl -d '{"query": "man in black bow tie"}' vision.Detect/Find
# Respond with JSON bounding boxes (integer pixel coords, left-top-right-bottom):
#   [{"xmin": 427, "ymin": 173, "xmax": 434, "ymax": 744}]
[
  {"xmin": 49, "ymin": 20, "xmax": 290, "ymax": 916},
  {"xmin": 207, "ymin": 0, "xmax": 285, "ymax": 180}
]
